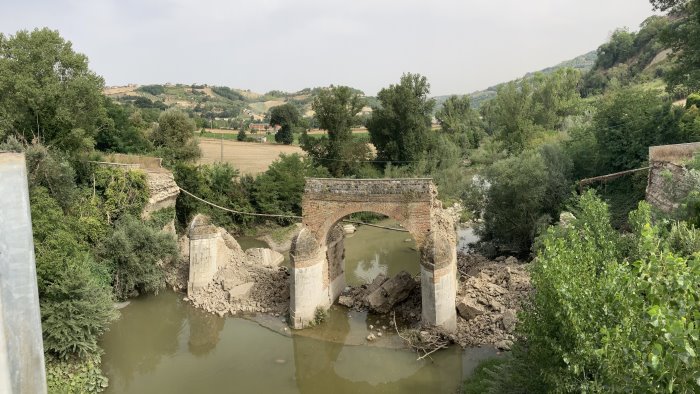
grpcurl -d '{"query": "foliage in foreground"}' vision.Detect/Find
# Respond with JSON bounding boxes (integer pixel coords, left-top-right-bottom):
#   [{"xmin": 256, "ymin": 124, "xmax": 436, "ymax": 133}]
[
  {"xmin": 487, "ymin": 192, "xmax": 700, "ymax": 393},
  {"xmin": 46, "ymin": 354, "xmax": 108, "ymax": 394},
  {"xmin": 98, "ymin": 215, "xmax": 178, "ymax": 300}
]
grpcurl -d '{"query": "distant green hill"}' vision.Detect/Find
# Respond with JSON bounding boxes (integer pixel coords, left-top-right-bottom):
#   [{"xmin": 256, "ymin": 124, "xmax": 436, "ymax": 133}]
[{"xmin": 433, "ymin": 50, "xmax": 598, "ymax": 110}]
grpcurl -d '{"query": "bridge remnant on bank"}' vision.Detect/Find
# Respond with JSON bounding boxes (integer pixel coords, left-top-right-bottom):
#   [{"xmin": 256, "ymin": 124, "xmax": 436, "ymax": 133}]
[{"xmin": 290, "ymin": 178, "xmax": 457, "ymax": 331}]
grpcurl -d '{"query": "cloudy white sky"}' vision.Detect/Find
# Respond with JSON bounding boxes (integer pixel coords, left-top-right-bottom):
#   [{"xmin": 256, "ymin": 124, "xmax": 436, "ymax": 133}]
[{"xmin": 1, "ymin": 0, "xmax": 657, "ymax": 96}]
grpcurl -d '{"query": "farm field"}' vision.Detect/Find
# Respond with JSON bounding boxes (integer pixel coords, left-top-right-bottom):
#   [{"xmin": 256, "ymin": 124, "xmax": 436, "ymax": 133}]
[{"xmin": 197, "ymin": 137, "xmax": 303, "ymax": 175}]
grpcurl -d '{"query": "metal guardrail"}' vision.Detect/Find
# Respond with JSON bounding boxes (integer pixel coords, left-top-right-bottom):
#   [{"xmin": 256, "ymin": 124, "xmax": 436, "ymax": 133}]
[{"xmin": 0, "ymin": 153, "xmax": 47, "ymax": 393}]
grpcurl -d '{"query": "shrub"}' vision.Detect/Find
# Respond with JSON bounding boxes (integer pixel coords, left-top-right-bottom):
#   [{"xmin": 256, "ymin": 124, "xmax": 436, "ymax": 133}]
[
  {"xmin": 93, "ymin": 167, "xmax": 148, "ymax": 223},
  {"xmin": 98, "ymin": 215, "xmax": 177, "ymax": 300},
  {"xmin": 494, "ymin": 193, "xmax": 700, "ymax": 392}
]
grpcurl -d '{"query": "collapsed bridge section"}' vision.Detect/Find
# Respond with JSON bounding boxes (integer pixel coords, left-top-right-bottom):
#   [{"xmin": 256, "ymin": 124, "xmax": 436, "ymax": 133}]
[{"xmin": 290, "ymin": 178, "xmax": 457, "ymax": 331}]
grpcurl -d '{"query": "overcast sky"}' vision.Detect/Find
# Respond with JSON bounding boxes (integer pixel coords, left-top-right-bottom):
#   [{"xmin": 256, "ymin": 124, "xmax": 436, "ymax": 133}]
[{"xmin": 1, "ymin": 0, "xmax": 657, "ymax": 96}]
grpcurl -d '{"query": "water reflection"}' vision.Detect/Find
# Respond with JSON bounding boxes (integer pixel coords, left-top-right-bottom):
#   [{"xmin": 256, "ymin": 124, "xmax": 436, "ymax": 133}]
[
  {"xmin": 344, "ymin": 220, "xmax": 420, "ymax": 286},
  {"xmin": 187, "ymin": 306, "xmax": 224, "ymax": 356},
  {"xmin": 101, "ymin": 292, "xmax": 483, "ymax": 393}
]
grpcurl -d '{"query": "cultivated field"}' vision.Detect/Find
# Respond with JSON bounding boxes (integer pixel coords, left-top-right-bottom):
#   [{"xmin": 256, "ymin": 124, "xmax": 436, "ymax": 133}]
[{"xmin": 197, "ymin": 138, "xmax": 303, "ymax": 175}]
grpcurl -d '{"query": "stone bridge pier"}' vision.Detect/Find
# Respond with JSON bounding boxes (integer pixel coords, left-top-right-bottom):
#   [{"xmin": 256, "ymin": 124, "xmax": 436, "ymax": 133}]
[{"xmin": 290, "ymin": 178, "xmax": 457, "ymax": 331}]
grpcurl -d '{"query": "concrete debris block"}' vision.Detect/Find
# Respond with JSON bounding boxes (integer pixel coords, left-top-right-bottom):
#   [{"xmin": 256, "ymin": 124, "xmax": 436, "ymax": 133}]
[
  {"xmin": 246, "ymin": 248, "xmax": 284, "ymax": 267},
  {"xmin": 228, "ymin": 282, "xmax": 255, "ymax": 301},
  {"xmin": 457, "ymin": 297, "xmax": 486, "ymax": 320},
  {"xmin": 504, "ymin": 256, "xmax": 518, "ymax": 265},
  {"xmin": 337, "ymin": 295, "xmax": 354, "ymax": 308},
  {"xmin": 366, "ymin": 271, "xmax": 417, "ymax": 314},
  {"xmin": 502, "ymin": 309, "xmax": 517, "ymax": 333},
  {"xmin": 342, "ymin": 224, "xmax": 356, "ymax": 234},
  {"xmin": 366, "ymin": 274, "xmax": 387, "ymax": 294},
  {"xmin": 222, "ymin": 278, "xmax": 241, "ymax": 292},
  {"xmin": 366, "ymin": 333, "xmax": 376, "ymax": 341}
]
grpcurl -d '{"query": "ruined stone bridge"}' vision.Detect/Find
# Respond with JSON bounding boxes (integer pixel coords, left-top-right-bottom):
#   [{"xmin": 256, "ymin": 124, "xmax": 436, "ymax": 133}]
[{"xmin": 290, "ymin": 178, "xmax": 457, "ymax": 331}]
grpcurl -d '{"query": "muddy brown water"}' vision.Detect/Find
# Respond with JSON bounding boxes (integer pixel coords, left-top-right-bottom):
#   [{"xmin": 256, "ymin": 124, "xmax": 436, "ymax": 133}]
[{"xmin": 100, "ymin": 220, "xmax": 497, "ymax": 393}]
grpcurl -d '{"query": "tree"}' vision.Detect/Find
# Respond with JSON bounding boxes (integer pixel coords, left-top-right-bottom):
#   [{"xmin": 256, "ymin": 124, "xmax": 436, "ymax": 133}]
[
  {"xmin": 96, "ymin": 98, "xmax": 152, "ymax": 153},
  {"xmin": 656, "ymin": 0, "xmax": 700, "ymax": 93},
  {"xmin": 435, "ymin": 95, "xmax": 483, "ymax": 149},
  {"xmin": 152, "ymin": 109, "xmax": 201, "ymax": 163},
  {"xmin": 252, "ymin": 154, "xmax": 329, "ymax": 222},
  {"xmin": 0, "ymin": 28, "xmax": 106, "ymax": 154},
  {"xmin": 307, "ymin": 86, "xmax": 368, "ymax": 176},
  {"xmin": 594, "ymin": 86, "xmax": 683, "ymax": 173},
  {"xmin": 481, "ymin": 81, "xmax": 539, "ymax": 153},
  {"xmin": 269, "ymin": 103, "xmax": 300, "ymax": 129},
  {"xmin": 98, "ymin": 215, "xmax": 177, "ymax": 300},
  {"xmin": 275, "ymin": 125, "xmax": 294, "ymax": 145},
  {"xmin": 30, "ymin": 186, "xmax": 116, "ymax": 359},
  {"xmin": 489, "ymin": 194, "xmax": 700, "ymax": 392},
  {"xmin": 478, "ymin": 145, "xmax": 572, "ymax": 254},
  {"xmin": 368, "ymin": 73, "xmax": 435, "ymax": 163},
  {"xmin": 237, "ymin": 128, "xmax": 247, "ymax": 141}
]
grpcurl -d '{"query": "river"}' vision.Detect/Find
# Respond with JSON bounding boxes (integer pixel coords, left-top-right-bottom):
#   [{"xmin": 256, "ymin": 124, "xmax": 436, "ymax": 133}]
[{"xmin": 100, "ymin": 220, "xmax": 495, "ymax": 393}]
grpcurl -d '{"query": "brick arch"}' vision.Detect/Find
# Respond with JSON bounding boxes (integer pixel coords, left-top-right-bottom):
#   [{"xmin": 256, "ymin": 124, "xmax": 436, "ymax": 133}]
[
  {"xmin": 313, "ymin": 205, "xmax": 429, "ymax": 250},
  {"xmin": 290, "ymin": 178, "xmax": 457, "ymax": 333}
]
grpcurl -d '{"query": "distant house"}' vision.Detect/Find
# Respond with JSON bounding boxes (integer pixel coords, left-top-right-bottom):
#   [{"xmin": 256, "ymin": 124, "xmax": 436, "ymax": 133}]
[{"xmin": 249, "ymin": 124, "xmax": 269, "ymax": 133}]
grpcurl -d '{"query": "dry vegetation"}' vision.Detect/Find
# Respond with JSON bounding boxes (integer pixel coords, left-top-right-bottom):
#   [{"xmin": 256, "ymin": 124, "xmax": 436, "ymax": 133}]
[
  {"xmin": 649, "ymin": 142, "xmax": 700, "ymax": 164},
  {"xmin": 197, "ymin": 137, "xmax": 303, "ymax": 175}
]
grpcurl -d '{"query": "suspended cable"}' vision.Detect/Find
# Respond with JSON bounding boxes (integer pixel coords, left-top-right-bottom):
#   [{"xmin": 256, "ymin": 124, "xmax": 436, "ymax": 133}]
[{"xmin": 178, "ymin": 187, "xmax": 409, "ymax": 232}]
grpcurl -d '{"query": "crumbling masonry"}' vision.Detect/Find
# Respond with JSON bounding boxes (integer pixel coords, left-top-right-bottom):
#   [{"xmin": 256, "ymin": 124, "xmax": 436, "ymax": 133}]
[{"xmin": 290, "ymin": 178, "xmax": 458, "ymax": 331}]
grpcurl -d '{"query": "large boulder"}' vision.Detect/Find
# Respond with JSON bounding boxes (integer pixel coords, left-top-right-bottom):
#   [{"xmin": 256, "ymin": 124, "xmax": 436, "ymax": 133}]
[
  {"xmin": 457, "ymin": 297, "xmax": 486, "ymax": 320},
  {"xmin": 366, "ymin": 271, "xmax": 417, "ymax": 314},
  {"xmin": 246, "ymin": 248, "xmax": 284, "ymax": 267}
]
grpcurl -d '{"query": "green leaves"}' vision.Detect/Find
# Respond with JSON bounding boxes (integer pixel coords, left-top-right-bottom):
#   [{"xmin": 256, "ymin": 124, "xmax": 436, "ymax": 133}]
[
  {"xmin": 98, "ymin": 215, "xmax": 177, "ymax": 300},
  {"xmin": 506, "ymin": 193, "xmax": 700, "ymax": 392},
  {"xmin": 0, "ymin": 28, "xmax": 105, "ymax": 153}
]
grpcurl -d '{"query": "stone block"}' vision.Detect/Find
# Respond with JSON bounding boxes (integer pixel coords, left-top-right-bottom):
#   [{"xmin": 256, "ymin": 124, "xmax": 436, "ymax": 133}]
[
  {"xmin": 366, "ymin": 271, "xmax": 417, "ymax": 314},
  {"xmin": 228, "ymin": 282, "xmax": 254, "ymax": 301},
  {"xmin": 457, "ymin": 297, "xmax": 486, "ymax": 320}
]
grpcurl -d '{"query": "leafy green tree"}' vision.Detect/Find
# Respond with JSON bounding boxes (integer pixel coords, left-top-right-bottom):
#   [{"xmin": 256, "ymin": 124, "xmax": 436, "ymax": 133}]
[
  {"xmin": 152, "ymin": 109, "xmax": 201, "ymax": 163},
  {"xmin": 252, "ymin": 154, "xmax": 329, "ymax": 222},
  {"xmin": 593, "ymin": 86, "xmax": 683, "ymax": 172},
  {"xmin": 435, "ymin": 95, "xmax": 483, "ymax": 149},
  {"xmin": 237, "ymin": 128, "xmax": 247, "ymax": 141},
  {"xmin": 481, "ymin": 81, "xmax": 539, "ymax": 153},
  {"xmin": 98, "ymin": 215, "xmax": 177, "ymax": 300},
  {"xmin": 307, "ymin": 85, "xmax": 368, "ymax": 176},
  {"xmin": 173, "ymin": 162, "xmax": 255, "ymax": 230},
  {"xmin": 491, "ymin": 194, "xmax": 700, "ymax": 392},
  {"xmin": 96, "ymin": 98, "xmax": 152, "ymax": 153},
  {"xmin": 478, "ymin": 145, "xmax": 572, "ymax": 253},
  {"xmin": 30, "ymin": 187, "xmax": 116, "ymax": 359},
  {"xmin": 481, "ymin": 69, "xmax": 582, "ymax": 153},
  {"xmin": 0, "ymin": 28, "xmax": 106, "ymax": 154},
  {"xmin": 275, "ymin": 125, "xmax": 294, "ymax": 145},
  {"xmin": 269, "ymin": 103, "xmax": 301, "ymax": 129},
  {"xmin": 368, "ymin": 73, "xmax": 435, "ymax": 163}
]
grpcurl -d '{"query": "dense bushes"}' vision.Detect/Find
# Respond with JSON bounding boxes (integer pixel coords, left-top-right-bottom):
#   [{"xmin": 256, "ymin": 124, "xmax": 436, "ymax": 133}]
[
  {"xmin": 174, "ymin": 154, "xmax": 329, "ymax": 230},
  {"xmin": 98, "ymin": 216, "xmax": 177, "ymax": 300},
  {"xmin": 30, "ymin": 186, "xmax": 116, "ymax": 359},
  {"xmin": 483, "ymin": 192, "xmax": 700, "ymax": 392},
  {"xmin": 476, "ymin": 145, "xmax": 573, "ymax": 254}
]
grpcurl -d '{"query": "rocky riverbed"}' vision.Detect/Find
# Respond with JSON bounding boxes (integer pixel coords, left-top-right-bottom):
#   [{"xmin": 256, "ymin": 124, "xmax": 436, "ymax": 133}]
[{"xmin": 173, "ymin": 218, "xmax": 531, "ymax": 351}]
